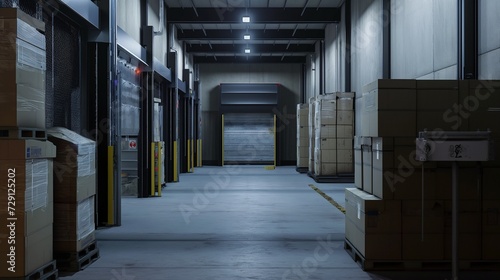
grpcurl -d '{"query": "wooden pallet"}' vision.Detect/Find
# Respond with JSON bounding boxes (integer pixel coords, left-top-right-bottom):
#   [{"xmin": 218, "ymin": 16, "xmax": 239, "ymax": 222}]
[
  {"xmin": 55, "ymin": 241, "xmax": 100, "ymax": 272},
  {"xmin": 0, "ymin": 127, "xmax": 47, "ymax": 140},
  {"xmin": 344, "ymin": 239, "xmax": 500, "ymax": 271},
  {"xmin": 308, "ymin": 171, "xmax": 354, "ymax": 183},
  {"xmin": 3, "ymin": 260, "xmax": 58, "ymax": 280}
]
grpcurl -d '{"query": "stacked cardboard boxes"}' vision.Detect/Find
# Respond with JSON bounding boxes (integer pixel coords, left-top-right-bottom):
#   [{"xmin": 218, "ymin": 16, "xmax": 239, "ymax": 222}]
[
  {"xmin": 314, "ymin": 93, "xmax": 354, "ymax": 176},
  {"xmin": 296, "ymin": 104, "xmax": 309, "ymax": 170},
  {"xmin": 0, "ymin": 140, "xmax": 56, "ymax": 278},
  {"xmin": 47, "ymin": 127, "xmax": 97, "ymax": 253},
  {"xmin": 349, "ymin": 79, "xmax": 500, "ymax": 265},
  {"xmin": 0, "ymin": 8, "xmax": 57, "ymax": 278},
  {"xmin": 308, "ymin": 97, "xmax": 316, "ymax": 173},
  {"xmin": 0, "ymin": 8, "xmax": 46, "ymax": 129}
]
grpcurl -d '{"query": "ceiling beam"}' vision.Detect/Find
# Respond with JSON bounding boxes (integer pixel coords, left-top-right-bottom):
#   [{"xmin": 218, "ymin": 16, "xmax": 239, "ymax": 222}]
[
  {"xmin": 194, "ymin": 56, "xmax": 306, "ymax": 64},
  {"xmin": 167, "ymin": 8, "xmax": 340, "ymax": 24},
  {"xmin": 177, "ymin": 28, "xmax": 325, "ymax": 40},
  {"xmin": 186, "ymin": 44, "xmax": 315, "ymax": 53}
]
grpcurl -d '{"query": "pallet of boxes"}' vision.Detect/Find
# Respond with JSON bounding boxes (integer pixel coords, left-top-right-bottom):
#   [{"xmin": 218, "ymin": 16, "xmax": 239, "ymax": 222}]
[
  {"xmin": 47, "ymin": 127, "xmax": 99, "ymax": 272},
  {"xmin": 345, "ymin": 79, "xmax": 500, "ymax": 270},
  {"xmin": 308, "ymin": 97, "xmax": 316, "ymax": 175},
  {"xmin": 309, "ymin": 93, "xmax": 355, "ymax": 183},
  {"xmin": 0, "ymin": 8, "xmax": 59, "ymax": 279},
  {"xmin": 296, "ymin": 104, "xmax": 309, "ymax": 173}
]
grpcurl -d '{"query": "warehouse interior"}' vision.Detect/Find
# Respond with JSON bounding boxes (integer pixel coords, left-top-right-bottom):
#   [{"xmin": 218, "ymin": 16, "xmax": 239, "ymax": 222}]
[{"xmin": 1, "ymin": 0, "xmax": 500, "ymax": 279}]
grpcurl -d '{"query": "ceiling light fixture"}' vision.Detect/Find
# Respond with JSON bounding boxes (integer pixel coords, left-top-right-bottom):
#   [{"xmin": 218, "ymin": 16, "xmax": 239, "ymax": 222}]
[
  {"xmin": 244, "ymin": 34, "xmax": 251, "ymax": 40},
  {"xmin": 242, "ymin": 16, "xmax": 250, "ymax": 23},
  {"xmin": 245, "ymin": 48, "xmax": 251, "ymax": 54}
]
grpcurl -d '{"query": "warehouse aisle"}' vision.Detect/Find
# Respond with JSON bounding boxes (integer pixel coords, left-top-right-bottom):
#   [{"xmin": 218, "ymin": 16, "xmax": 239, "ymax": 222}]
[
  {"xmin": 58, "ymin": 166, "xmax": 369, "ymax": 279},
  {"xmin": 59, "ymin": 167, "xmax": 499, "ymax": 280}
]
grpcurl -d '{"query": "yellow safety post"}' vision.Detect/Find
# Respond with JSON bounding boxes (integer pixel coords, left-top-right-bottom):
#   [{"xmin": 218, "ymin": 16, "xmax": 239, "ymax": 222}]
[
  {"xmin": 221, "ymin": 114, "xmax": 224, "ymax": 166},
  {"xmin": 173, "ymin": 141, "xmax": 178, "ymax": 181},
  {"xmin": 158, "ymin": 142, "xmax": 162, "ymax": 196},
  {"xmin": 151, "ymin": 142, "xmax": 155, "ymax": 196},
  {"xmin": 107, "ymin": 146, "xmax": 114, "ymax": 225}
]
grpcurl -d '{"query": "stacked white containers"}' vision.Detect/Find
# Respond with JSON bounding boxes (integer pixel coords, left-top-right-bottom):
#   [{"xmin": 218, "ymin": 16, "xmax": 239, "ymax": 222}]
[
  {"xmin": 296, "ymin": 104, "xmax": 309, "ymax": 169},
  {"xmin": 313, "ymin": 93, "xmax": 355, "ymax": 176},
  {"xmin": 308, "ymin": 97, "xmax": 316, "ymax": 173}
]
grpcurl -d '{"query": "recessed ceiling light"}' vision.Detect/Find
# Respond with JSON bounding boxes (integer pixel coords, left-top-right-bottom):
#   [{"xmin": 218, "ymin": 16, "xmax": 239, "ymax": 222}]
[
  {"xmin": 242, "ymin": 16, "xmax": 250, "ymax": 23},
  {"xmin": 244, "ymin": 48, "xmax": 251, "ymax": 54},
  {"xmin": 244, "ymin": 34, "xmax": 251, "ymax": 40}
]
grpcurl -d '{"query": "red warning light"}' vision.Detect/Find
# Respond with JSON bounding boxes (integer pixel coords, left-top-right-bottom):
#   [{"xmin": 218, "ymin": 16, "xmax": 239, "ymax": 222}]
[{"xmin": 135, "ymin": 68, "xmax": 141, "ymax": 75}]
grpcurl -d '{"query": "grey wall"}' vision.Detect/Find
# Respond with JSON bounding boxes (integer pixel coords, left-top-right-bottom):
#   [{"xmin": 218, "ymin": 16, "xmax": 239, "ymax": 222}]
[
  {"xmin": 391, "ymin": 0, "xmax": 457, "ymax": 80},
  {"xmin": 479, "ymin": 0, "xmax": 500, "ymax": 79},
  {"xmin": 199, "ymin": 63, "xmax": 302, "ymax": 163},
  {"xmin": 324, "ymin": 5, "xmax": 346, "ymax": 94}
]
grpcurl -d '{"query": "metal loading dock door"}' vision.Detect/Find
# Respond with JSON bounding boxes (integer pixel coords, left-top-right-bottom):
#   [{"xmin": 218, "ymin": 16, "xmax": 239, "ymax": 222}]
[
  {"xmin": 219, "ymin": 83, "xmax": 279, "ymax": 166},
  {"xmin": 223, "ymin": 113, "xmax": 274, "ymax": 165}
]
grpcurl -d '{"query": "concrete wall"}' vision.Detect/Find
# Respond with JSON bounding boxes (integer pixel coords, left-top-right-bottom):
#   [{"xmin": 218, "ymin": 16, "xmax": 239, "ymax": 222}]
[
  {"xmin": 479, "ymin": 0, "xmax": 500, "ymax": 79},
  {"xmin": 324, "ymin": 4, "xmax": 347, "ymax": 93},
  {"xmin": 117, "ymin": 0, "xmax": 141, "ymax": 43},
  {"xmin": 391, "ymin": 0, "xmax": 457, "ymax": 80},
  {"xmin": 148, "ymin": 0, "xmax": 168, "ymax": 64},
  {"xmin": 199, "ymin": 63, "xmax": 302, "ymax": 163}
]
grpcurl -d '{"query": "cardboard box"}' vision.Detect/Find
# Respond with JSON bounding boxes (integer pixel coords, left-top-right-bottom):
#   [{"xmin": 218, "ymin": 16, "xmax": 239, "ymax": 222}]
[
  {"xmin": 364, "ymin": 89, "xmax": 417, "ymax": 111},
  {"xmin": 48, "ymin": 127, "xmax": 96, "ymax": 203},
  {"xmin": 361, "ymin": 110, "xmax": 417, "ymax": 137},
  {"xmin": 315, "ymin": 125, "xmax": 336, "ymax": 138},
  {"xmin": 362, "ymin": 146, "xmax": 372, "ymax": 194},
  {"xmin": 314, "ymin": 161, "xmax": 337, "ymax": 175},
  {"xmin": 483, "ymin": 200, "xmax": 500, "ymax": 233},
  {"xmin": 483, "ymin": 168, "xmax": 500, "ymax": 199},
  {"xmin": 355, "ymin": 148, "xmax": 363, "ymax": 189},
  {"xmin": 416, "ymin": 89, "xmax": 459, "ymax": 111},
  {"xmin": 54, "ymin": 231, "xmax": 95, "ymax": 253},
  {"xmin": 0, "ymin": 83, "xmax": 46, "ymax": 128},
  {"xmin": 297, "ymin": 104, "xmax": 309, "ymax": 127},
  {"xmin": 363, "ymin": 79, "xmax": 417, "ymax": 92},
  {"xmin": 0, "ymin": 140, "xmax": 55, "ymax": 278},
  {"xmin": 346, "ymin": 218, "xmax": 402, "ymax": 260},
  {"xmin": 54, "ymin": 196, "xmax": 96, "ymax": 252},
  {"xmin": 444, "ymin": 233, "xmax": 481, "ymax": 260},
  {"xmin": 444, "ymin": 200, "xmax": 481, "ymax": 233},
  {"xmin": 402, "ymin": 234, "xmax": 444, "ymax": 260},
  {"xmin": 381, "ymin": 168, "xmax": 438, "ymax": 200},
  {"xmin": 315, "ymin": 112, "xmax": 337, "ymax": 126},
  {"xmin": 435, "ymin": 168, "xmax": 482, "ymax": 200},
  {"xmin": 337, "ymin": 149, "xmax": 353, "ymax": 163},
  {"xmin": 416, "ymin": 80, "xmax": 459, "ymax": 90},
  {"xmin": 296, "ymin": 136, "xmax": 309, "ymax": 147},
  {"xmin": 297, "ymin": 146, "xmax": 308, "ymax": 158},
  {"xmin": 417, "ymin": 111, "xmax": 463, "ymax": 132},
  {"xmin": 337, "ymin": 98, "xmax": 354, "ymax": 111},
  {"xmin": 338, "ymin": 125, "xmax": 354, "ymax": 139},
  {"xmin": 345, "ymin": 188, "xmax": 402, "ymax": 233},
  {"xmin": 337, "ymin": 163, "xmax": 353, "ymax": 173},
  {"xmin": 315, "ymin": 138, "xmax": 336, "ymax": 150},
  {"xmin": 337, "ymin": 110, "xmax": 354, "ymax": 125},
  {"xmin": 314, "ymin": 148, "xmax": 336, "ymax": 163},
  {"xmin": 297, "ymin": 156, "xmax": 309, "ymax": 168},
  {"xmin": 483, "ymin": 233, "xmax": 500, "ymax": 260},
  {"xmin": 308, "ymin": 100, "xmax": 316, "ymax": 128},
  {"xmin": 402, "ymin": 200, "xmax": 445, "ymax": 233}
]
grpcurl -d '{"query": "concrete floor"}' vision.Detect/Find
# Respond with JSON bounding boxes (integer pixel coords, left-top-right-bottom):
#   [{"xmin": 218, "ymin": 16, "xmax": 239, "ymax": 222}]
[{"xmin": 60, "ymin": 166, "xmax": 500, "ymax": 280}]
